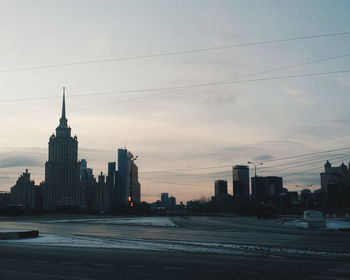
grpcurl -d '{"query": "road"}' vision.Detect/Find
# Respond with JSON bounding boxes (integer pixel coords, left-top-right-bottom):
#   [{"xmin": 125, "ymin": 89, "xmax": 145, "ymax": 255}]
[
  {"xmin": 0, "ymin": 215, "xmax": 349, "ymax": 250},
  {"xmin": 0, "ymin": 215, "xmax": 349, "ymax": 279},
  {"xmin": 0, "ymin": 244, "xmax": 350, "ymax": 280}
]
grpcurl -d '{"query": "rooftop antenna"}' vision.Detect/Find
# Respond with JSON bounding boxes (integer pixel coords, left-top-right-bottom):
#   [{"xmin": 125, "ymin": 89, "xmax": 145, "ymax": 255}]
[{"xmin": 124, "ymin": 138, "xmax": 128, "ymax": 149}]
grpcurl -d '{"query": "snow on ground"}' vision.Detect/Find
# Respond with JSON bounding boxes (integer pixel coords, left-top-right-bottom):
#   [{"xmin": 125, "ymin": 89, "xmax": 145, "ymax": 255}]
[
  {"xmin": 282, "ymin": 218, "xmax": 350, "ymax": 229},
  {"xmin": 326, "ymin": 219, "xmax": 350, "ymax": 229},
  {"xmin": 281, "ymin": 219, "xmax": 308, "ymax": 229},
  {"xmin": 1, "ymin": 234, "xmax": 350, "ymax": 259},
  {"xmin": 45, "ymin": 217, "xmax": 176, "ymax": 227}
]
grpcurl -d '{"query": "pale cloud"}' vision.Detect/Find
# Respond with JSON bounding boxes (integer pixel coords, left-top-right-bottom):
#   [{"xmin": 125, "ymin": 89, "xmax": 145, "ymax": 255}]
[
  {"xmin": 285, "ymin": 88, "xmax": 313, "ymax": 107},
  {"xmin": 285, "ymin": 88, "xmax": 302, "ymax": 95}
]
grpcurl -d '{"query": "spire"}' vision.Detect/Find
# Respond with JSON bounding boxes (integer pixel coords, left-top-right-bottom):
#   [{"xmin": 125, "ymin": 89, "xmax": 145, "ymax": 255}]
[{"xmin": 59, "ymin": 87, "xmax": 68, "ymax": 127}]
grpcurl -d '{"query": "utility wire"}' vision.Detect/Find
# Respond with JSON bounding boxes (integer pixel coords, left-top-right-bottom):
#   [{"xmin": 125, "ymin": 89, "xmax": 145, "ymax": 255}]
[
  {"xmin": 283, "ymin": 157, "xmax": 350, "ymax": 178},
  {"xmin": 140, "ymin": 153, "xmax": 350, "ymax": 179},
  {"xmin": 54, "ymin": 69, "xmax": 350, "ymax": 114},
  {"xmin": 262, "ymin": 154, "xmax": 350, "ymax": 173},
  {"xmin": 261, "ymin": 146, "xmax": 350, "ymax": 163},
  {"xmin": 140, "ymin": 146, "xmax": 350, "ymax": 175},
  {"xmin": 1, "ymin": 51, "xmax": 350, "ymax": 103},
  {"xmin": 1, "ymin": 31, "xmax": 350, "ymax": 73},
  {"xmin": 260, "ymin": 152, "xmax": 348, "ymax": 169}
]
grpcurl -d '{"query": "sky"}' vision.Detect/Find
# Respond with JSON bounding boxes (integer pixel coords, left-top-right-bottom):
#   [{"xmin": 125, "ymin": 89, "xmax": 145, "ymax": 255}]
[{"xmin": 0, "ymin": 0, "xmax": 350, "ymax": 203}]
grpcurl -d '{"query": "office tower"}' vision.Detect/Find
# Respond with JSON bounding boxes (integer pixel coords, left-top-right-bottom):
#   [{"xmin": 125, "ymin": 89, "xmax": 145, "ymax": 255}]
[
  {"xmin": 214, "ymin": 180, "xmax": 228, "ymax": 195},
  {"xmin": 80, "ymin": 159, "xmax": 93, "ymax": 183},
  {"xmin": 212, "ymin": 180, "xmax": 232, "ymax": 211},
  {"xmin": 161, "ymin": 192, "xmax": 169, "ymax": 207},
  {"xmin": 131, "ymin": 161, "xmax": 141, "ymax": 203},
  {"xmin": 251, "ymin": 176, "xmax": 283, "ymax": 203},
  {"xmin": 94, "ymin": 172, "xmax": 110, "ymax": 213},
  {"xmin": 232, "ymin": 165, "xmax": 249, "ymax": 196},
  {"xmin": 107, "ymin": 162, "xmax": 116, "ymax": 187},
  {"xmin": 43, "ymin": 89, "xmax": 82, "ymax": 209},
  {"xmin": 107, "ymin": 162, "xmax": 118, "ymax": 205},
  {"xmin": 169, "ymin": 195, "xmax": 176, "ymax": 209},
  {"xmin": 117, "ymin": 148, "xmax": 141, "ymax": 203}
]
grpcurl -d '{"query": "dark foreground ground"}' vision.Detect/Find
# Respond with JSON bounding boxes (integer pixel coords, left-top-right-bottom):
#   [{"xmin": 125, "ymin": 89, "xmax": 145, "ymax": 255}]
[
  {"xmin": 0, "ymin": 215, "xmax": 349, "ymax": 279},
  {"xmin": 0, "ymin": 244, "xmax": 350, "ymax": 280}
]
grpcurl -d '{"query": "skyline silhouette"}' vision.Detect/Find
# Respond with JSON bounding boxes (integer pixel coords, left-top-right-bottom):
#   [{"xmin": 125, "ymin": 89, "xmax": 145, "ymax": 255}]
[{"xmin": 0, "ymin": 1, "xmax": 350, "ymax": 203}]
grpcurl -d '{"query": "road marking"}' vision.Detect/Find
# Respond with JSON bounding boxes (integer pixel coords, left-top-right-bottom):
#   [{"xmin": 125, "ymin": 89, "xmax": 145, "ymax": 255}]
[{"xmin": 164, "ymin": 267, "xmax": 184, "ymax": 270}]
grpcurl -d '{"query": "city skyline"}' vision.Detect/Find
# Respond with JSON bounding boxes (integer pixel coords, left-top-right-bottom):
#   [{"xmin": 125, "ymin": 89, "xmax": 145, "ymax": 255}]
[{"xmin": 0, "ymin": 1, "xmax": 350, "ymax": 202}]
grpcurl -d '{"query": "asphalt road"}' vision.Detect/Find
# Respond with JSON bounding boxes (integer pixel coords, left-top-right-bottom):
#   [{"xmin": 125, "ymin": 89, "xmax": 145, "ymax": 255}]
[
  {"xmin": 0, "ymin": 244, "xmax": 349, "ymax": 280},
  {"xmin": 0, "ymin": 215, "xmax": 349, "ymax": 251}
]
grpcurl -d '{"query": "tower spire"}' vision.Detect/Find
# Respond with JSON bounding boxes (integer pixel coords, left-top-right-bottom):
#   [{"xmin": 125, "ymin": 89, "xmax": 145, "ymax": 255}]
[{"xmin": 59, "ymin": 87, "xmax": 68, "ymax": 127}]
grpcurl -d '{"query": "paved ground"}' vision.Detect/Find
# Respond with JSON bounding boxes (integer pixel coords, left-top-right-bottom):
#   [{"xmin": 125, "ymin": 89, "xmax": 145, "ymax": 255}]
[
  {"xmin": 0, "ymin": 215, "xmax": 349, "ymax": 250},
  {"xmin": 0, "ymin": 244, "xmax": 350, "ymax": 280},
  {"xmin": 0, "ymin": 215, "xmax": 349, "ymax": 279}
]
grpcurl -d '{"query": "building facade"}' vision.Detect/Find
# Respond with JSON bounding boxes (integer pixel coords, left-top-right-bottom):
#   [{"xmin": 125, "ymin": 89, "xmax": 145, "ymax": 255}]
[
  {"xmin": 43, "ymin": 90, "xmax": 83, "ymax": 209},
  {"xmin": 10, "ymin": 169, "xmax": 40, "ymax": 209},
  {"xmin": 232, "ymin": 165, "xmax": 250, "ymax": 197},
  {"xmin": 117, "ymin": 148, "xmax": 141, "ymax": 204},
  {"xmin": 320, "ymin": 160, "xmax": 350, "ymax": 210},
  {"xmin": 251, "ymin": 176, "xmax": 283, "ymax": 203},
  {"xmin": 214, "ymin": 180, "xmax": 228, "ymax": 195}
]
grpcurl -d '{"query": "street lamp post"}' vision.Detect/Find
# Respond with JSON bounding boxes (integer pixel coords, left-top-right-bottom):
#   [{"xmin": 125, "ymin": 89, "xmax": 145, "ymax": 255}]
[
  {"xmin": 128, "ymin": 155, "xmax": 138, "ymax": 207},
  {"xmin": 247, "ymin": 161, "xmax": 263, "ymax": 200}
]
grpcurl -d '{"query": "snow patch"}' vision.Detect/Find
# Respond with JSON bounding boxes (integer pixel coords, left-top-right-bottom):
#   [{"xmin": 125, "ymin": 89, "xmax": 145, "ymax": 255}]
[
  {"xmin": 45, "ymin": 217, "xmax": 176, "ymax": 227},
  {"xmin": 1, "ymin": 234, "xmax": 349, "ymax": 259},
  {"xmin": 326, "ymin": 219, "xmax": 350, "ymax": 229},
  {"xmin": 282, "ymin": 218, "xmax": 350, "ymax": 230}
]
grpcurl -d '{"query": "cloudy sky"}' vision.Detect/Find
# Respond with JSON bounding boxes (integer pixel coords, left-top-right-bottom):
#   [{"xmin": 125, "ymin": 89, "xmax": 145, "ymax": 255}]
[{"xmin": 0, "ymin": 0, "xmax": 350, "ymax": 202}]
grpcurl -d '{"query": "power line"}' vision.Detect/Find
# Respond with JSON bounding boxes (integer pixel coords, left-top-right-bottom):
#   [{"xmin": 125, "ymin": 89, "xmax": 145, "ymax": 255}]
[
  {"xmin": 45, "ymin": 69, "xmax": 350, "ymax": 114},
  {"xmin": 283, "ymin": 157, "xmax": 350, "ymax": 178},
  {"xmin": 1, "ymin": 51, "xmax": 350, "ymax": 103},
  {"xmin": 1, "ymin": 31, "xmax": 349, "ymax": 73},
  {"xmin": 260, "ymin": 152, "xmax": 349, "ymax": 169},
  {"xmin": 261, "ymin": 146, "xmax": 350, "ymax": 163},
  {"xmin": 140, "ymin": 146, "xmax": 350, "ymax": 174},
  {"xmin": 262, "ymin": 154, "xmax": 350, "ymax": 173}
]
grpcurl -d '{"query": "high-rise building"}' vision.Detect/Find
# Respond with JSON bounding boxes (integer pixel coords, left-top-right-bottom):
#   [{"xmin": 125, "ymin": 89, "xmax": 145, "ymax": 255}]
[
  {"xmin": 214, "ymin": 180, "xmax": 228, "ymax": 195},
  {"xmin": 320, "ymin": 160, "xmax": 350, "ymax": 209},
  {"xmin": 232, "ymin": 165, "xmax": 249, "ymax": 197},
  {"xmin": 168, "ymin": 195, "xmax": 176, "ymax": 209},
  {"xmin": 131, "ymin": 161, "xmax": 141, "ymax": 203},
  {"xmin": 251, "ymin": 176, "xmax": 283, "ymax": 203},
  {"xmin": 320, "ymin": 160, "xmax": 348, "ymax": 191},
  {"xmin": 11, "ymin": 169, "xmax": 40, "ymax": 209},
  {"xmin": 80, "ymin": 159, "xmax": 93, "ymax": 183},
  {"xmin": 107, "ymin": 162, "xmax": 116, "ymax": 187},
  {"xmin": 43, "ymin": 89, "xmax": 83, "ymax": 209},
  {"xmin": 212, "ymin": 180, "xmax": 232, "ymax": 211},
  {"xmin": 107, "ymin": 162, "xmax": 118, "ymax": 205},
  {"xmin": 160, "ymin": 192, "xmax": 169, "ymax": 207},
  {"xmin": 94, "ymin": 172, "xmax": 110, "ymax": 213},
  {"xmin": 117, "ymin": 148, "xmax": 141, "ymax": 204}
]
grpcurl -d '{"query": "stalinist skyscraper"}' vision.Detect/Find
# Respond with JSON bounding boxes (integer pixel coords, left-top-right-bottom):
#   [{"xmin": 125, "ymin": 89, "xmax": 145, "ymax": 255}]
[{"xmin": 43, "ymin": 88, "xmax": 83, "ymax": 209}]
